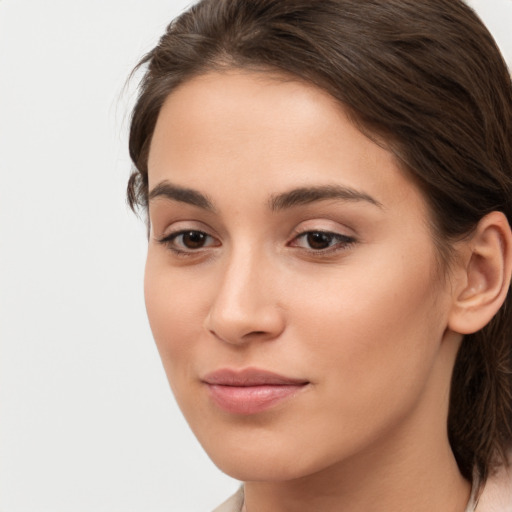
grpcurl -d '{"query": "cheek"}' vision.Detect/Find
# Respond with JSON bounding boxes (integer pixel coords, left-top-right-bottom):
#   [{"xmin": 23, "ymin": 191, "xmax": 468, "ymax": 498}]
[
  {"xmin": 263, "ymin": 253, "xmax": 448, "ymax": 468},
  {"xmin": 143, "ymin": 253, "xmax": 210, "ymax": 378},
  {"xmin": 290, "ymin": 245, "xmax": 446, "ymax": 405}
]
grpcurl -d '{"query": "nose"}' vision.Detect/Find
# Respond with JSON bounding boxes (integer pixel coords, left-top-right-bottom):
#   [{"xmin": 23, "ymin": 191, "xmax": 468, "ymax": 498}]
[{"xmin": 204, "ymin": 247, "xmax": 286, "ymax": 345}]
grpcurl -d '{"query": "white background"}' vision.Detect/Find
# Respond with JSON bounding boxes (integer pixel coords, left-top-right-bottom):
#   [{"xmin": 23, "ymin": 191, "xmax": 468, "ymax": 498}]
[{"xmin": 0, "ymin": 1, "xmax": 511, "ymax": 511}]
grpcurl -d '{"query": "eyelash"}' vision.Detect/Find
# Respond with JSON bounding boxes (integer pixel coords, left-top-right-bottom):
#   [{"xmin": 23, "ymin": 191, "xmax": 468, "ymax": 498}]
[
  {"xmin": 157, "ymin": 229, "xmax": 356, "ymax": 256},
  {"xmin": 288, "ymin": 230, "xmax": 356, "ymax": 254},
  {"xmin": 157, "ymin": 230, "xmax": 218, "ymax": 256}
]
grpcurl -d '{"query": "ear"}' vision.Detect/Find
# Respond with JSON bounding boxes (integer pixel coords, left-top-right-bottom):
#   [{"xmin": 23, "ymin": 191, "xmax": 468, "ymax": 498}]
[{"xmin": 448, "ymin": 211, "xmax": 512, "ymax": 335}]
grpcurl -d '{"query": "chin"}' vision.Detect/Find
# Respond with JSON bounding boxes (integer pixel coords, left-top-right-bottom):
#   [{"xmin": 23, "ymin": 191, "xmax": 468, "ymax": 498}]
[
  {"xmin": 197, "ymin": 430, "xmax": 336, "ymax": 483},
  {"xmin": 211, "ymin": 453, "xmax": 312, "ymax": 482}
]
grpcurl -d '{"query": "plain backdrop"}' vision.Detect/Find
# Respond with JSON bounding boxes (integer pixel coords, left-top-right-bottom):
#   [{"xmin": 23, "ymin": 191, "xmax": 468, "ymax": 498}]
[{"xmin": 0, "ymin": 1, "xmax": 511, "ymax": 511}]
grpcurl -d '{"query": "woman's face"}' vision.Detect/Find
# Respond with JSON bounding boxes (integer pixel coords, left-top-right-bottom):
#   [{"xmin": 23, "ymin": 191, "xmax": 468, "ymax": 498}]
[{"xmin": 145, "ymin": 71, "xmax": 459, "ymax": 481}]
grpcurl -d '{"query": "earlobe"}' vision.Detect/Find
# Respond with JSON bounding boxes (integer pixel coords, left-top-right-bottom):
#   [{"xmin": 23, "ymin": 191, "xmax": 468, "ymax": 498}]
[{"xmin": 448, "ymin": 211, "xmax": 512, "ymax": 335}]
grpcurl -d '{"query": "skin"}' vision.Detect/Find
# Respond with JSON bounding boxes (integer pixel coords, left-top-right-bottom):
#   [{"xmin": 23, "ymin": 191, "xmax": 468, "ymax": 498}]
[{"xmin": 145, "ymin": 70, "xmax": 472, "ymax": 511}]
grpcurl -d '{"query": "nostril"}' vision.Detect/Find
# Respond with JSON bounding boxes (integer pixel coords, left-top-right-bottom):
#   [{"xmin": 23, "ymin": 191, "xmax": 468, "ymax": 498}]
[{"xmin": 204, "ymin": 293, "xmax": 286, "ymax": 344}]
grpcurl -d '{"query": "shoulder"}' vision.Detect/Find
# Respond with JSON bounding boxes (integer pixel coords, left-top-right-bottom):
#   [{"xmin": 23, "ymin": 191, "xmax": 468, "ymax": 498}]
[
  {"xmin": 477, "ymin": 459, "xmax": 512, "ymax": 512},
  {"xmin": 209, "ymin": 469, "xmax": 512, "ymax": 512},
  {"xmin": 212, "ymin": 487, "xmax": 244, "ymax": 512}
]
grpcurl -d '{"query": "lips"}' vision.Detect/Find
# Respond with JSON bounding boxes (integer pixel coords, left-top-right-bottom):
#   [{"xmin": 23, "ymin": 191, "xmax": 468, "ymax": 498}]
[{"xmin": 202, "ymin": 368, "xmax": 309, "ymax": 415}]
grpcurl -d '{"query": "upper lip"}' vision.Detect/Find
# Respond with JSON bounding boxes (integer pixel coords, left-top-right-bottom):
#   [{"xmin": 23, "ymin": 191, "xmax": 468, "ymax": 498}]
[{"xmin": 202, "ymin": 368, "xmax": 309, "ymax": 386}]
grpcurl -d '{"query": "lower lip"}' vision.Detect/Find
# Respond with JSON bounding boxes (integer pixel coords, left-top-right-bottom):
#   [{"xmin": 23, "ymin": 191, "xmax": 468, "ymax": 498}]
[{"xmin": 206, "ymin": 384, "xmax": 307, "ymax": 415}]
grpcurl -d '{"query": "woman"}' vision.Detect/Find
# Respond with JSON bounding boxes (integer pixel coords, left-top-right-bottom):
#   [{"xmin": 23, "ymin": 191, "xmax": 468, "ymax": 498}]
[{"xmin": 127, "ymin": 1, "xmax": 512, "ymax": 510}]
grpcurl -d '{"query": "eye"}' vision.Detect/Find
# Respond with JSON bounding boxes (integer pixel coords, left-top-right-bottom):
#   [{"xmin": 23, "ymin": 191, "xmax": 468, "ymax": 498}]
[
  {"xmin": 290, "ymin": 230, "xmax": 356, "ymax": 252},
  {"xmin": 158, "ymin": 229, "xmax": 219, "ymax": 254}
]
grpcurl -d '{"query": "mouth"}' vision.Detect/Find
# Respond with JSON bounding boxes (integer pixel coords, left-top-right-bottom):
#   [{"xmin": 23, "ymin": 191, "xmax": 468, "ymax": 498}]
[{"xmin": 202, "ymin": 368, "xmax": 310, "ymax": 415}]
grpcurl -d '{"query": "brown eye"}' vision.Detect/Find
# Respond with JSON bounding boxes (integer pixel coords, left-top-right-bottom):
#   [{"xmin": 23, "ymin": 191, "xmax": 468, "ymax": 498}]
[
  {"xmin": 181, "ymin": 231, "xmax": 208, "ymax": 249},
  {"xmin": 306, "ymin": 232, "xmax": 335, "ymax": 250},
  {"xmin": 289, "ymin": 230, "xmax": 356, "ymax": 253},
  {"xmin": 158, "ymin": 229, "xmax": 219, "ymax": 253}
]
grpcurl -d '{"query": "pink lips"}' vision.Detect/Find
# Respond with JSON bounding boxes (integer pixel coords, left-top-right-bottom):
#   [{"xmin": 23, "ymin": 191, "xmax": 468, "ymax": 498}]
[{"xmin": 202, "ymin": 368, "xmax": 309, "ymax": 415}]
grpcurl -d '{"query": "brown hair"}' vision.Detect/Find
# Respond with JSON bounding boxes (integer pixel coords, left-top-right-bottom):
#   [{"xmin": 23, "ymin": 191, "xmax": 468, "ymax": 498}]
[{"xmin": 127, "ymin": 0, "xmax": 512, "ymax": 485}]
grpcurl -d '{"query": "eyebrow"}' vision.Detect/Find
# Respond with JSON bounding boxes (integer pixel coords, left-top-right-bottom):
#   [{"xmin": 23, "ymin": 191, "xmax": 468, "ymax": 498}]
[
  {"xmin": 269, "ymin": 185, "xmax": 382, "ymax": 211},
  {"xmin": 148, "ymin": 181, "xmax": 215, "ymax": 211},
  {"xmin": 148, "ymin": 181, "xmax": 382, "ymax": 213}
]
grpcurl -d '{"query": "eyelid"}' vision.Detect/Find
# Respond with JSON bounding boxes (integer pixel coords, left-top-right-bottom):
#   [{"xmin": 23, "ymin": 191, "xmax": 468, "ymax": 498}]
[
  {"xmin": 158, "ymin": 229, "xmax": 216, "ymax": 244},
  {"xmin": 288, "ymin": 219, "xmax": 356, "ymax": 240},
  {"xmin": 156, "ymin": 223, "xmax": 221, "ymax": 256},
  {"xmin": 154, "ymin": 218, "xmax": 217, "ymax": 242},
  {"xmin": 289, "ymin": 230, "xmax": 356, "ymax": 249},
  {"xmin": 287, "ymin": 220, "xmax": 358, "ymax": 254}
]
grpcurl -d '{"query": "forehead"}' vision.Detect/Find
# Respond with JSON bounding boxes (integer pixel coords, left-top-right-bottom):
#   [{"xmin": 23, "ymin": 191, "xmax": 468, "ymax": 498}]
[{"xmin": 147, "ymin": 70, "xmax": 425, "ymax": 213}]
